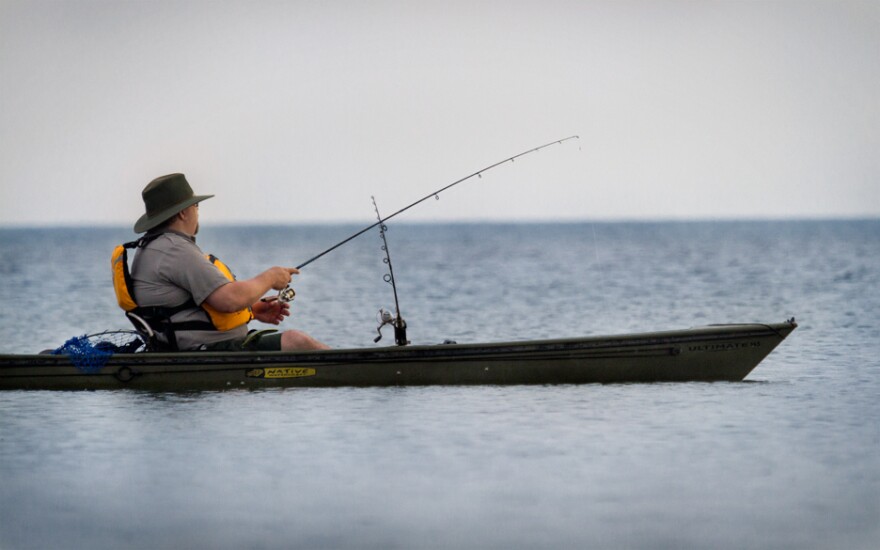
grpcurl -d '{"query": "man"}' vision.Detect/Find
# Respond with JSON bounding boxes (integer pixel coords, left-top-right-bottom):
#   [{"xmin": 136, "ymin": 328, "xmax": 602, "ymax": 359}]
[{"xmin": 127, "ymin": 173, "xmax": 329, "ymax": 351}]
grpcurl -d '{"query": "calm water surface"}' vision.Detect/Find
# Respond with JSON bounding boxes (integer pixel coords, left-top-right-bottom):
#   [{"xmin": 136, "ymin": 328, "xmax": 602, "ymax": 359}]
[{"xmin": 1, "ymin": 221, "xmax": 878, "ymax": 549}]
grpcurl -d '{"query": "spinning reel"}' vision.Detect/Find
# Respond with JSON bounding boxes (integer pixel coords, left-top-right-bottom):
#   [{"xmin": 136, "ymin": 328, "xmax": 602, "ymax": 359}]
[
  {"xmin": 374, "ymin": 307, "xmax": 408, "ymax": 346},
  {"xmin": 277, "ymin": 286, "xmax": 296, "ymax": 303}
]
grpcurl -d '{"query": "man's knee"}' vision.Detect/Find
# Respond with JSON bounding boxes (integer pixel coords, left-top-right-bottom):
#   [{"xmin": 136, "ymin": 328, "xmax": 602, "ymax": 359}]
[{"xmin": 280, "ymin": 330, "xmax": 328, "ymax": 351}]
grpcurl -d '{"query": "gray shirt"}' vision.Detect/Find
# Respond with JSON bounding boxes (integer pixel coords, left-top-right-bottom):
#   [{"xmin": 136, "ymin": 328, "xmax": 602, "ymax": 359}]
[{"xmin": 131, "ymin": 231, "xmax": 248, "ymax": 350}]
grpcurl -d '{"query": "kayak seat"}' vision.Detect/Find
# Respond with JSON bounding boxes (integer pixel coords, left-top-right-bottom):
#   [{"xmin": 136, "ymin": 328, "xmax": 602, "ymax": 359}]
[{"xmin": 125, "ymin": 311, "xmax": 175, "ymax": 352}]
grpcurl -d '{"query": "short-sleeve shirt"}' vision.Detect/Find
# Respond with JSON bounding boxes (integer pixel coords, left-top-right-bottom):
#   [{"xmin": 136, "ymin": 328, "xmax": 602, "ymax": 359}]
[{"xmin": 131, "ymin": 230, "xmax": 248, "ymax": 350}]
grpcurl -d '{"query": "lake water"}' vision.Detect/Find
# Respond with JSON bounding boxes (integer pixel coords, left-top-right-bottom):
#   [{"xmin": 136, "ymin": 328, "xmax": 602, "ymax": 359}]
[{"xmin": 1, "ymin": 221, "xmax": 878, "ymax": 549}]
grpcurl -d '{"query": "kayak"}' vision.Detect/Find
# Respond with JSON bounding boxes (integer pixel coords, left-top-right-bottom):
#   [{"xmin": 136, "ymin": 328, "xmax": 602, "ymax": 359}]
[{"xmin": 0, "ymin": 320, "xmax": 796, "ymax": 390}]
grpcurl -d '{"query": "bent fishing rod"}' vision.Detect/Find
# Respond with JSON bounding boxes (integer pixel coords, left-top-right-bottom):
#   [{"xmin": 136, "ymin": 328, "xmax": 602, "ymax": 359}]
[
  {"xmin": 275, "ymin": 135, "xmax": 580, "ymax": 303},
  {"xmin": 371, "ymin": 196, "xmax": 409, "ymax": 346}
]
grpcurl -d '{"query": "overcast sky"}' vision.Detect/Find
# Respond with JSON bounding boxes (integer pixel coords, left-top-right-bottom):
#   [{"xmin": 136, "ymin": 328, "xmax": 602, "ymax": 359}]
[{"xmin": 1, "ymin": 0, "xmax": 878, "ymax": 227}]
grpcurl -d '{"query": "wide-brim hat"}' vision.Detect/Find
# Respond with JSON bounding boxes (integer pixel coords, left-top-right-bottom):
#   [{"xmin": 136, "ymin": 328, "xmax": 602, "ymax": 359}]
[{"xmin": 134, "ymin": 173, "xmax": 214, "ymax": 233}]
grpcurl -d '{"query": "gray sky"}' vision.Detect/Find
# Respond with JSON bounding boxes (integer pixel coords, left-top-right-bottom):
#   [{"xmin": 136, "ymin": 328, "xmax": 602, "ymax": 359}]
[{"xmin": 1, "ymin": 0, "xmax": 878, "ymax": 226}]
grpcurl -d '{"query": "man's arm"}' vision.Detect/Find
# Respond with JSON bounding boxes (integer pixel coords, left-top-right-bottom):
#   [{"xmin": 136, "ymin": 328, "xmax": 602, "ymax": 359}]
[{"xmin": 204, "ymin": 266, "xmax": 298, "ymax": 312}]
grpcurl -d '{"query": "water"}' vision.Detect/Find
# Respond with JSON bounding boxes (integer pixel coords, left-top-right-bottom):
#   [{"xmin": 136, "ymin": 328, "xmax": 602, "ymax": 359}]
[{"xmin": 1, "ymin": 221, "xmax": 878, "ymax": 549}]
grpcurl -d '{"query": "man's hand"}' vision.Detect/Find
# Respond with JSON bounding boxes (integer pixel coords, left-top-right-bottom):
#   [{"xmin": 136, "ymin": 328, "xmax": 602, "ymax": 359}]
[
  {"xmin": 264, "ymin": 267, "xmax": 300, "ymax": 290},
  {"xmin": 252, "ymin": 297, "xmax": 291, "ymax": 325}
]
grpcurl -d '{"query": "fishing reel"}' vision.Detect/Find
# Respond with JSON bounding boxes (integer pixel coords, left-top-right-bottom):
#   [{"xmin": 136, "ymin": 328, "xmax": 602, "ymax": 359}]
[
  {"xmin": 277, "ymin": 286, "xmax": 296, "ymax": 303},
  {"xmin": 374, "ymin": 308, "xmax": 409, "ymax": 346},
  {"xmin": 265, "ymin": 286, "xmax": 295, "ymax": 304}
]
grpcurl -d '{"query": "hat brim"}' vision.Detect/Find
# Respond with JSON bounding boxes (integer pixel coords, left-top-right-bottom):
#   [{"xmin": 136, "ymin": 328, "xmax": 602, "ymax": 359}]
[{"xmin": 134, "ymin": 194, "xmax": 214, "ymax": 233}]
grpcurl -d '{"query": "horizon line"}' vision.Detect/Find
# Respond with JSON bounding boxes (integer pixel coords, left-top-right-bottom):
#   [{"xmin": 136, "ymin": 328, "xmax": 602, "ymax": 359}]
[{"xmin": 2, "ymin": 214, "xmax": 879, "ymax": 230}]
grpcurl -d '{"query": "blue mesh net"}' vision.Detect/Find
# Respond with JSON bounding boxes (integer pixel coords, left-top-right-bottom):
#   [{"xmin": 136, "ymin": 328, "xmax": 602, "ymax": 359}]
[{"xmin": 52, "ymin": 331, "xmax": 144, "ymax": 373}]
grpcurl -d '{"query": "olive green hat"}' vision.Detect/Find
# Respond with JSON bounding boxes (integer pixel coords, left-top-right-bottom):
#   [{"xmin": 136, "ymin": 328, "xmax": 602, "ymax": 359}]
[{"xmin": 134, "ymin": 173, "xmax": 213, "ymax": 233}]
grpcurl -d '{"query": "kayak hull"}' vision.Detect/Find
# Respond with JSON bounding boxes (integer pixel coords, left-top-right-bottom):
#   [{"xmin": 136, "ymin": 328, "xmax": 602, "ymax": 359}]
[{"xmin": 0, "ymin": 321, "xmax": 797, "ymax": 391}]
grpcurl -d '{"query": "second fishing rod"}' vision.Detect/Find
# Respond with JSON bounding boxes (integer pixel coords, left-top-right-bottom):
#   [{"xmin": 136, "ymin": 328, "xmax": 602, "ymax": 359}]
[{"xmin": 274, "ymin": 135, "xmax": 580, "ymax": 303}]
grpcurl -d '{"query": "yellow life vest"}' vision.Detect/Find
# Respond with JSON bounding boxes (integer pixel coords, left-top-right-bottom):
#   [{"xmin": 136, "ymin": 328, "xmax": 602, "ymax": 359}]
[
  {"xmin": 111, "ymin": 243, "xmax": 139, "ymax": 312},
  {"xmin": 203, "ymin": 254, "xmax": 254, "ymax": 331},
  {"xmin": 111, "ymin": 237, "xmax": 253, "ymax": 333}
]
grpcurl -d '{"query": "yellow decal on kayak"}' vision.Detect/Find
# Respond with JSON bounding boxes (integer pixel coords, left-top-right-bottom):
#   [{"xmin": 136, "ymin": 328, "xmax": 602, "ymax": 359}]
[{"xmin": 246, "ymin": 367, "xmax": 316, "ymax": 379}]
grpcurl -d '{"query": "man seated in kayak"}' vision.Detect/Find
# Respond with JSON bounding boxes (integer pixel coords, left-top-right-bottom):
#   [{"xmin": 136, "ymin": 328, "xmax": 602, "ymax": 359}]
[{"xmin": 122, "ymin": 173, "xmax": 329, "ymax": 352}]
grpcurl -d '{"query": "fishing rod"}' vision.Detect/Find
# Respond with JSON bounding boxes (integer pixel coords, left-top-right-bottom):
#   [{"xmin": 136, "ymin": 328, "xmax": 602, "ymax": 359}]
[
  {"xmin": 371, "ymin": 197, "xmax": 408, "ymax": 346},
  {"xmin": 276, "ymin": 135, "xmax": 580, "ymax": 302}
]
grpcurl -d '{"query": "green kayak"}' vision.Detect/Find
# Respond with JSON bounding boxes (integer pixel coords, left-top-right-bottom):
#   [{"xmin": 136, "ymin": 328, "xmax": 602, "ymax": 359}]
[{"xmin": 0, "ymin": 320, "xmax": 797, "ymax": 391}]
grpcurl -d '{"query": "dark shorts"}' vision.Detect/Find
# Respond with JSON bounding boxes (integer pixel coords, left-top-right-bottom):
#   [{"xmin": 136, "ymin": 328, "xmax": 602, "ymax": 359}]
[{"xmin": 203, "ymin": 331, "xmax": 283, "ymax": 352}]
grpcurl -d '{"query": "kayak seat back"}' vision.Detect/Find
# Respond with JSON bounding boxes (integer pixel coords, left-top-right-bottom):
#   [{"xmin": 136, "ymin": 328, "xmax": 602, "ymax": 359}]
[{"xmin": 125, "ymin": 311, "xmax": 175, "ymax": 352}]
